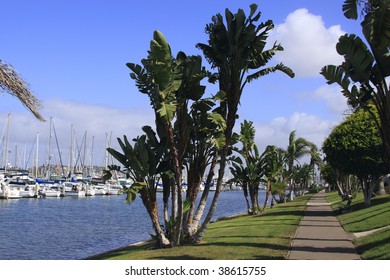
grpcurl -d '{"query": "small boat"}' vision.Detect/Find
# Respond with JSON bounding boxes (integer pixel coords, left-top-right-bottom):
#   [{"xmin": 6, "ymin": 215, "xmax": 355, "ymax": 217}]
[
  {"xmin": 0, "ymin": 175, "xmax": 21, "ymax": 199},
  {"xmin": 93, "ymin": 184, "xmax": 108, "ymax": 195},
  {"xmin": 40, "ymin": 185, "xmax": 61, "ymax": 197},
  {"xmin": 85, "ymin": 184, "xmax": 96, "ymax": 196},
  {"xmin": 19, "ymin": 186, "xmax": 36, "ymax": 198},
  {"xmin": 62, "ymin": 182, "xmax": 86, "ymax": 197},
  {"xmin": 105, "ymin": 181, "xmax": 123, "ymax": 195}
]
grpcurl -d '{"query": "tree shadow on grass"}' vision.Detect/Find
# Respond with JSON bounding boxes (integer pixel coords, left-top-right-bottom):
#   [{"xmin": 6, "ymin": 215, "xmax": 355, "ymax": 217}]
[
  {"xmin": 350, "ymin": 196, "xmax": 390, "ymax": 211},
  {"xmin": 84, "ymin": 242, "xmax": 155, "ymax": 260},
  {"xmin": 249, "ymin": 210, "xmax": 305, "ymax": 218},
  {"xmin": 197, "ymin": 240, "xmax": 289, "ymax": 251},
  {"xmin": 149, "ymin": 255, "xmax": 210, "ymax": 260},
  {"xmin": 355, "ymin": 229, "xmax": 390, "ymax": 258}
]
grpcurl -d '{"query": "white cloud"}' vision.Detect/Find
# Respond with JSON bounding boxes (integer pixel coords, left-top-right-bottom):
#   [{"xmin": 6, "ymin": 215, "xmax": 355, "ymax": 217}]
[
  {"xmin": 313, "ymin": 85, "xmax": 349, "ymax": 115},
  {"xmin": 254, "ymin": 112, "xmax": 337, "ymax": 152},
  {"xmin": 269, "ymin": 8, "xmax": 345, "ymax": 77},
  {"xmin": 0, "ymin": 99, "xmax": 154, "ymax": 167}
]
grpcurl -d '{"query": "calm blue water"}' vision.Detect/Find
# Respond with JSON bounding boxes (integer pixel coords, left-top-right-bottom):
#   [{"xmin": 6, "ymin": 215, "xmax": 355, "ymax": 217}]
[{"xmin": 0, "ymin": 191, "xmax": 265, "ymax": 260}]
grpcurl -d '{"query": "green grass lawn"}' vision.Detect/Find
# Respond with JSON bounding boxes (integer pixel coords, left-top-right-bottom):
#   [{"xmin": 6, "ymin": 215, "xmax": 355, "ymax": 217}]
[
  {"xmin": 88, "ymin": 194, "xmax": 312, "ymax": 260},
  {"xmin": 325, "ymin": 191, "xmax": 390, "ymax": 260}
]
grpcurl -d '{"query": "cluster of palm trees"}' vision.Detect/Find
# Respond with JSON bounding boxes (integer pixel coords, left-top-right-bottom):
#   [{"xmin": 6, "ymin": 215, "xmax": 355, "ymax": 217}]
[
  {"xmin": 229, "ymin": 120, "xmax": 320, "ymax": 214},
  {"xmin": 104, "ymin": 4, "xmax": 295, "ymax": 248}
]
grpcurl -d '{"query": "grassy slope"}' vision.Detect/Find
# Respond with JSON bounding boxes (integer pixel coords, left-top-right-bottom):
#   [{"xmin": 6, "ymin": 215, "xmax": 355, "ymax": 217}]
[
  {"xmin": 326, "ymin": 192, "xmax": 390, "ymax": 259},
  {"xmin": 89, "ymin": 194, "xmax": 312, "ymax": 260}
]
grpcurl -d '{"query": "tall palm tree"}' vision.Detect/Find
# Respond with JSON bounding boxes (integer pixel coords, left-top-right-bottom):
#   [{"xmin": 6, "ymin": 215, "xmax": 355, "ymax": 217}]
[
  {"xmin": 0, "ymin": 60, "xmax": 45, "ymax": 121},
  {"xmin": 192, "ymin": 3, "xmax": 294, "ymax": 243},
  {"xmin": 261, "ymin": 145, "xmax": 286, "ymax": 210},
  {"xmin": 284, "ymin": 131, "xmax": 318, "ymax": 196}
]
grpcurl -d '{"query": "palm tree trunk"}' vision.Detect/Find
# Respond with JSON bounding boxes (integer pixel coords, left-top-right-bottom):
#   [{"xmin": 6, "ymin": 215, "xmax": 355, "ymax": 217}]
[
  {"xmin": 166, "ymin": 125, "xmax": 183, "ymax": 246},
  {"xmin": 242, "ymin": 183, "xmax": 251, "ymax": 214},
  {"xmin": 162, "ymin": 175, "xmax": 171, "ymax": 226},
  {"xmin": 190, "ymin": 149, "xmax": 227, "ymax": 243},
  {"xmin": 185, "ymin": 172, "xmax": 203, "ymax": 237},
  {"xmin": 188, "ymin": 154, "xmax": 218, "ymax": 236},
  {"xmin": 140, "ymin": 190, "xmax": 170, "ymax": 247},
  {"xmin": 262, "ymin": 180, "xmax": 272, "ymax": 211}
]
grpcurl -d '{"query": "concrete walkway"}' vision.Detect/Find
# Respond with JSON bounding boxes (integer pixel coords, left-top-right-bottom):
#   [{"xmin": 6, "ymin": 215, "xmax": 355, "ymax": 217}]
[{"xmin": 288, "ymin": 192, "xmax": 360, "ymax": 260}]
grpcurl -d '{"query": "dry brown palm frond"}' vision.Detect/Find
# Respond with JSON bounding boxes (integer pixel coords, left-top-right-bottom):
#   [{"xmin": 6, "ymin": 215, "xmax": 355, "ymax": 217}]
[{"xmin": 0, "ymin": 60, "xmax": 45, "ymax": 121}]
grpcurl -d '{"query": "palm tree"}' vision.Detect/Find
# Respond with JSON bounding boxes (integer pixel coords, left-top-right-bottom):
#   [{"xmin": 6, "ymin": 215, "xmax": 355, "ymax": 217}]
[
  {"xmin": 124, "ymin": 31, "xmax": 227, "ymax": 246},
  {"xmin": 235, "ymin": 120, "xmax": 264, "ymax": 214},
  {"xmin": 105, "ymin": 126, "xmax": 171, "ymax": 247},
  {"xmin": 192, "ymin": 3, "xmax": 294, "ymax": 243},
  {"xmin": 284, "ymin": 131, "xmax": 318, "ymax": 197},
  {"xmin": 261, "ymin": 145, "xmax": 286, "ymax": 210},
  {"xmin": 0, "ymin": 60, "xmax": 45, "ymax": 121},
  {"xmin": 322, "ymin": 0, "xmax": 390, "ymax": 168}
]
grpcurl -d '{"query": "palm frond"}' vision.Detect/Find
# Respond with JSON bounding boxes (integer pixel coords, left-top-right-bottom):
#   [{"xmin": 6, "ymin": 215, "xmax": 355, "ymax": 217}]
[{"xmin": 0, "ymin": 60, "xmax": 45, "ymax": 121}]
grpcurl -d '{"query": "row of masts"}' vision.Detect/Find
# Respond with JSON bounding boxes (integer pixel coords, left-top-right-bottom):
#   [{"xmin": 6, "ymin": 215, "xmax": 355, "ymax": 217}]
[{"xmin": 1, "ymin": 114, "xmax": 115, "ymax": 179}]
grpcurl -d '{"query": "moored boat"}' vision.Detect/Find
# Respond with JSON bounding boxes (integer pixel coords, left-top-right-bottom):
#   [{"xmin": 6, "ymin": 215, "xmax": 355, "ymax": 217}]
[
  {"xmin": 62, "ymin": 182, "xmax": 86, "ymax": 197},
  {"xmin": 0, "ymin": 175, "xmax": 21, "ymax": 199}
]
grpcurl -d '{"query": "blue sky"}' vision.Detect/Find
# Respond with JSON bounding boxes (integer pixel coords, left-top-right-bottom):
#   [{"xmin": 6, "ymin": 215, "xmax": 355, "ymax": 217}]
[{"xmin": 0, "ymin": 0, "xmax": 362, "ymax": 168}]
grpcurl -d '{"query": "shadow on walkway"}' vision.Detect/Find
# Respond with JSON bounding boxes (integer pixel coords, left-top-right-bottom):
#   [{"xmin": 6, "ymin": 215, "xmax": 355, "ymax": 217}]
[{"xmin": 287, "ymin": 192, "xmax": 360, "ymax": 260}]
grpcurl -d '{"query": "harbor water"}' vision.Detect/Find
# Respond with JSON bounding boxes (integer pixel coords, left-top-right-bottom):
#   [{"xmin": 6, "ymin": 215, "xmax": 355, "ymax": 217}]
[{"xmin": 0, "ymin": 191, "xmax": 265, "ymax": 260}]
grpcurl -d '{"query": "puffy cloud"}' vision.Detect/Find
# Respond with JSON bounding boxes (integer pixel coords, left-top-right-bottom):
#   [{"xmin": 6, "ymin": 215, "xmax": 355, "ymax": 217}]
[
  {"xmin": 313, "ymin": 85, "xmax": 349, "ymax": 115},
  {"xmin": 0, "ymin": 99, "xmax": 154, "ymax": 167},
  {"xmin": 269, "ymin": 8, "xmax": 345, "ymax": 77},
  {"xmin": 254, "ymin": 112, "xmax": 337, "ymax": 152}
]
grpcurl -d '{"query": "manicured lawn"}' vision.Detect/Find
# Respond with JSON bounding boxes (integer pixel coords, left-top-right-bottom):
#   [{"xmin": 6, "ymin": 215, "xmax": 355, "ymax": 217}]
[
  {"xmin": 88, "ymin": 194, "xmax": 312, "ymax": 260},
  {"xmin": 326, "ymin": 192, "xmax": 390, "ymax": 232},
  {"xmin": 326, "ymin": 191, "xmax": 390, "ymax": 259},
  {"xmin": 354, "ymin": 227, "xmax": 390, "ymax": 259}
]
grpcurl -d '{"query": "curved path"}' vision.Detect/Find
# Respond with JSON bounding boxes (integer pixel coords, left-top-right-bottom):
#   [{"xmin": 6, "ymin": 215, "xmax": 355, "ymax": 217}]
[{"xmin": 287, "ymin": 192, "xmax": 360, "ymax": 260}]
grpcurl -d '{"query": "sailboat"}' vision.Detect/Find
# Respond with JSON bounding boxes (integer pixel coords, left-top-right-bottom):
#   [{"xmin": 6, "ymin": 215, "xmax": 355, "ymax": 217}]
[{"xmin": 0, "ymin": 174, "xmax": 21, "ymax": 199}]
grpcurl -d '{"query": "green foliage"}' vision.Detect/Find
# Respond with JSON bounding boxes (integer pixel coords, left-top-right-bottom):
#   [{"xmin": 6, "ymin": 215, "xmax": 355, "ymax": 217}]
[
  {"xmin": 323, "ymin": 0, "xmax": 390, "ymax": 169},
  {"xmin": 342, "ymin": 0, "xmax": 359, "ymax": 19},
  {"xmin": 271, "ymin": 181, "xmax": 287, "ymax": 196},
  {"xmin": 322, "ymin": 106, "xmax": 387, "ymax": 177},
  {"xmin": 197, "ymin": 3, "xmax": 294, "ymax": 91},
  {"xmin": 124, "ymin": 182, "xmax": 147, "ymax": 204},
  {"xmin": 105, "ymin": 126, "xmax": 170, "ymax": 190},
  {"xmin": 337, "ymin": 34, "xmax": 374, "ymax": 83}
]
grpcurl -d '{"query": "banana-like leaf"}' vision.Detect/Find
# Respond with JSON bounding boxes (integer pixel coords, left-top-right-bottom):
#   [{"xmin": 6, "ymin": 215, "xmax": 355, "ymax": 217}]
[
  {"xmin": 135, "ymin": 135, "xmax": 149, "ymax": 177},
  {"xmin": 321, "ymin": 65, "xmax": 351, "ymax": 88},
  {"xmin": 124, "ymin": 181, "xmax": 147, "ymax": 204},
  {"xmin": 336, "ymin": 34, "xmax": 374, "ymax": 82},
  {"xmin": 342, "ymin": 0, "xmax": 358, "ymax": 19},
  {"xmin": 213, "ymin": 90, "xmax": 227, "ymax": 102},
  {"xmin": 106, "ymin": 147, "xmax": 127, "ymax": 166},
  {"xmin": 320, "ymin": 65, "xmax": 361, "ymax": 106},
  {"xmin": 247, "ymin": 63, "xmax": 294, "ymax": 83},
  {"xmin": 211, "ymin": 132, "xmax": 226, "ymax": 150},
  {"xmin": 249, "ymin": 3, "xmax": 259, "ymax": 19},
  {"xmin": 157, "ymin": 101, "xmax": 177, "ymax": 122},
  {"xmin": 142, "ymin": 125, "xmax": 157, "ymax": 148},
  {"xmin": 361, "ymin": 0, "xmax": 390, "ymax": 50},
  {"xmin": 248, "ymin": 43, "xmax": 283, "ymax": 69},
  {"xmin": 208, "ymin": 112, "xmax": 226, "ymax": 130}
]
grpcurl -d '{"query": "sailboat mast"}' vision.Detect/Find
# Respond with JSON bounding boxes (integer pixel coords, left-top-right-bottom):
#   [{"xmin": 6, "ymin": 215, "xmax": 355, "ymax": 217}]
[
  {"xmin": 4, "ymin": 113, "xmax": 10, "ymax": 172},
  {"xmin": 83, "ymin": 130, "xmax": 87, "ymax": 177},
  {"xmin": 69, "ymin": 124, "xmax": 73, "ymax": 177},
  {"xmin": 35, "ymin": 132, "xmax": 39, "ymax": 178},
  {"xmin": 104, "ymin": 132, "xmax": 108, "ymax": 169},
  {"xmin": 90, "ymin": 135, "xmax": 94, "ymax": 176},
  {"xmin": 47, "ymin": 117, "xmax": 52, "ymax": 180}
]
